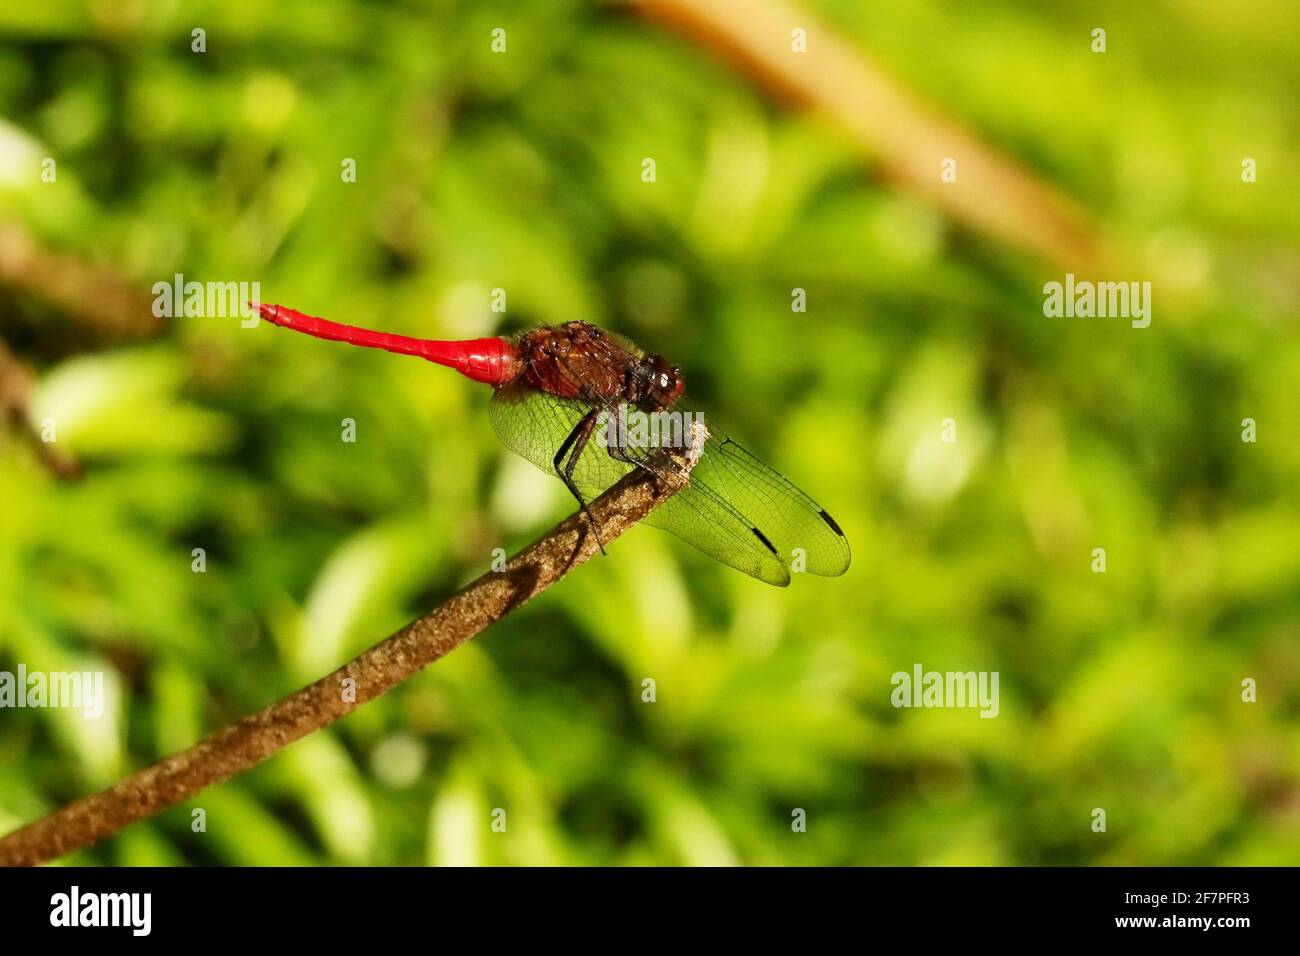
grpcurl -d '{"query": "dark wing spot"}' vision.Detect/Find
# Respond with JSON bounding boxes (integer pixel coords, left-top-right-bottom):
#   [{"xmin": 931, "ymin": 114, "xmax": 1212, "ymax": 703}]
[
  {"xmin": 751, "ymin": 527, "xmax": 780, "ymax": 557},
  {"xmin": 819, "ymin": 509, "xmax": 845, "ymax": 536}
]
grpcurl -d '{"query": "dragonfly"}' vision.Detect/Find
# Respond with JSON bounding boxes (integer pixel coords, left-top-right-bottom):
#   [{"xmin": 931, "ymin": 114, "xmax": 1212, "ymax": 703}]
[{"xmin": 256, "ymin": 303, "xmax": 850, "ymax": 587}]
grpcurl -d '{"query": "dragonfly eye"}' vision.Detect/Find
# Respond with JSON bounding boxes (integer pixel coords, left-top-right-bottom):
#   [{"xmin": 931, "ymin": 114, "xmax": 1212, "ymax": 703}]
[{"xmin": 641, "ymin": 354, "xmax": 684, "ymax": 408}]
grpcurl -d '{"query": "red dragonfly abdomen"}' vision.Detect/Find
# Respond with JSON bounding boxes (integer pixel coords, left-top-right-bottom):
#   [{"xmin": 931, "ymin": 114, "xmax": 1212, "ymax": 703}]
[{"xmin": 257, "ymin": 304, "xmax": 521, "ymax": 386}]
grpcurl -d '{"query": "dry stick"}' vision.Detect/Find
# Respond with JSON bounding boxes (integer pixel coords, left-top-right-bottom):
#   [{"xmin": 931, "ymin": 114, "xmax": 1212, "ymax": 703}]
[
  {"xmin": 0, "ymin": 338, "xmax": 82, "ymax": 480},
  {"xmin": 633, "ymin": 0, "xmax": 1099, "ymax": 272},
  {"xmin": 0, "ymin": 441, "xmax": 700, "ymax": 867},
  {"xmin": 0, "ymin": 223, "xmax": 162, "ymax": 342}
]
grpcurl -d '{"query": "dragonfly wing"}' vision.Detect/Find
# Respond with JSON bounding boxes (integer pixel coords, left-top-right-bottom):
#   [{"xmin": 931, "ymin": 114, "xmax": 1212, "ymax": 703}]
[
  {"xmin": 673, "ymin": 401, "xmax": 852, "ymax": 577},
  {"xmin": 643, "ymin": 481, "xmax": 793, "ymax": 586},
  {"xmin": 489, "ymin": 384, "xmax": 793, "ymax": 585},
  {"xmin": 488, "ymin": 382, "xmax": 631, "ymax": 501}
]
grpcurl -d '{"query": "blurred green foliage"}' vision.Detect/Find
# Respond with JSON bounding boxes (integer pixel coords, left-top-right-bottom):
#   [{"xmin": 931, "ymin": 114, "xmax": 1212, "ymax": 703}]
[{"xmin": 1, "ymin": 0, "xmax": 1297, "ymax": 865}]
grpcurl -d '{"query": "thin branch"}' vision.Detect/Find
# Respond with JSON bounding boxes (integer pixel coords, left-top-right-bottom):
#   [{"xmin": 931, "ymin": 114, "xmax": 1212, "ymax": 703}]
[
  {"xmin": 0, "ymin": 338, "xmax": 82, "ymax": 480},
  {"xmin": 0, "ymin": 222, "xmax": 161, "ymax": 343},
  {"xmin": 0, "ymin": 441, "xmax": 701, "ymax": 866},
  {"xmin": 632, "ymin": 0, "xmax": 1099, "ymax": 271}
]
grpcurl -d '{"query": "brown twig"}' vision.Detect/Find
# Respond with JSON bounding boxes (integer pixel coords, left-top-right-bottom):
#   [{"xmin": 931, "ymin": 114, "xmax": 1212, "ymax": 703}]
[
  {"xmin": 0, "ymin": 441, "xmax": 701, "ymax": 866},
  {"xmin": 0, "ymin": 338, "xmax": 81, "ymax": 480},
  {"xmin": 0, "ymin": 222, "xmax": 161, "ymax": 342},
  {"xmin": 632, "ymin": 0, "xmax": 1099, "ymax": 271}
]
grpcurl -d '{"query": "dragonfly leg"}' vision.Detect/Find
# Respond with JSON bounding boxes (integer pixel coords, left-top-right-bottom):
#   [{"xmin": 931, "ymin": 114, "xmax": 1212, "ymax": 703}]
[
  {"xmin": 605, "ymin": 402, "xmax": 664, "ymax": 487},
  {"xmin": 552, "ymin": 409, "xmax": 605, "ymax": 554}
]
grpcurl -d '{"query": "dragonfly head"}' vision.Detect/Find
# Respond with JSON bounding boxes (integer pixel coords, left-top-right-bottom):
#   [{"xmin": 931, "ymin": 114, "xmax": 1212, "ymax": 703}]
[{"xmin": 640, "ymin": 354, "xmax": 685, "ymax": 410}]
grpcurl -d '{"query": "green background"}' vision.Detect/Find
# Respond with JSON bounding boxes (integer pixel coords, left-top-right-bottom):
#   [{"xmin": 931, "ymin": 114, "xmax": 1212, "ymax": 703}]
[{"xmin": 1, "ymin": 0, "xmax": 1297, "ymax": 865}]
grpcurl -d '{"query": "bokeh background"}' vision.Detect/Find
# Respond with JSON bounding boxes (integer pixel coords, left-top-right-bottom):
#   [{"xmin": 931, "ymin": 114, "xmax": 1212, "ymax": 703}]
[{"xmin": 1, "ymin": 0, "xmax": 1297, "ymax": 865}]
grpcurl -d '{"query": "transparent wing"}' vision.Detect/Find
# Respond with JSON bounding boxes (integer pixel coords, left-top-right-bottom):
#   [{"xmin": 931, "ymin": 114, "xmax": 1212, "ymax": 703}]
[
  {"xmin": 488, "ymin": 384, "xmax": 793, "ymax": 586},
  {"xmin": 645, "ymin": 479, "xmax": 795, "ymax": 586},
  {"xmin": 673, "ymin": 398, "xmax": 851, "ymax": 578},
  {"xmin": 488, "ymin": 382, "xmax": 628, "ymax": 503}
]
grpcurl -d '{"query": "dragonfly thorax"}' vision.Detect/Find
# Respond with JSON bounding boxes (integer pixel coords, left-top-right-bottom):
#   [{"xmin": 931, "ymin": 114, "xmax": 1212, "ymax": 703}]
[{"xmin": 514, "ymin": 321, "xmax": 682, "ymax": 411}]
